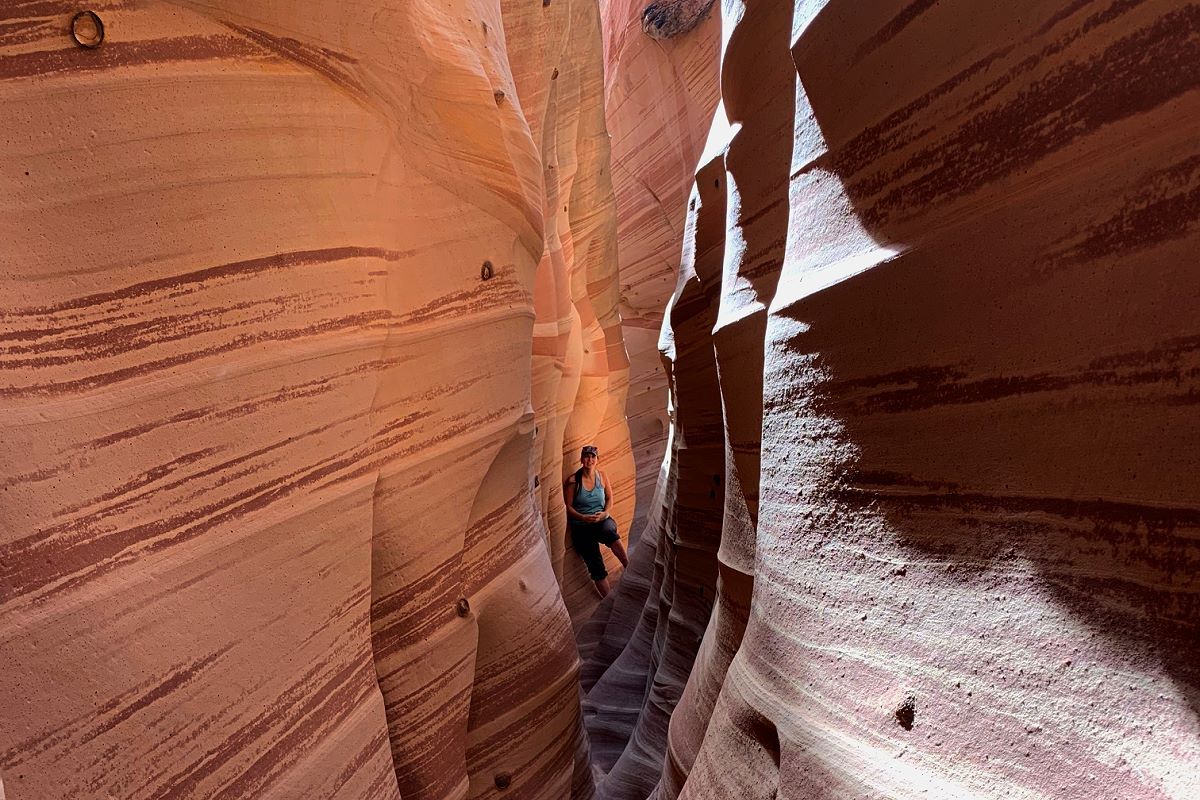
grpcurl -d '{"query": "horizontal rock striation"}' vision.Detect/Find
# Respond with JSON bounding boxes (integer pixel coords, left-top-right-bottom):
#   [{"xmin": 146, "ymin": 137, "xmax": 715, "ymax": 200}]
[{"xmin": 589, "ymin": 0, "xmax": 1200, "ymax": 798}]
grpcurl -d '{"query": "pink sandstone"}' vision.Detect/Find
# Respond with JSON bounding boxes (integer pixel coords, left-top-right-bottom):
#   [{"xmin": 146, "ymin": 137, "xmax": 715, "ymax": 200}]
[
  {"xmin": 600, "ymin": 0, "xmax": 720, "ymax": 543},
  {"xmin": 585, "ymin": 0, "xmax": 1200, "ymax": 798},
  {"xmin": 2, "ymin": 1, "xmax": 1198, "ymax": 799}
]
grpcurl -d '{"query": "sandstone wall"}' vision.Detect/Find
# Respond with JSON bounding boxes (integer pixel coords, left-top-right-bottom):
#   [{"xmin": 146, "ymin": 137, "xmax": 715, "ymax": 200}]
[
  {"xmin": 587, "ymin": 0, "xmax": 1200, "ymax": 797},
  {"xmin": 600, "ymin": 0, "xmax": 720, "ymax": 539},
  {"xmin": 505, "ymin": 0, "xmax": 636, "ymax": 630},
  {"xmin": 0, "ymin": 1, "xmax": 629, "ymax": 797}
]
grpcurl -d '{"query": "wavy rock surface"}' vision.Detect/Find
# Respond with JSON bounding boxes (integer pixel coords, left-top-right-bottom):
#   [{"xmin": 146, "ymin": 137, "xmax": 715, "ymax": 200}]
[
  {"xmin": 506, "ymin": 0, "xmax": 636, "ymax": 630},
  {"xmin": 589, "ymin": 0, "xmax": 1200, "ymax": 798},
  {"xmin": 5, "ymin": 0, "xmax": 1199, "ymax": 797},
  {"xmin": 600, "ymin": 0, "xmax": 720, "ymax": 540},
  {"xmin": 0, "ymin": 1, "xmax": 628, "ymax": 797}
]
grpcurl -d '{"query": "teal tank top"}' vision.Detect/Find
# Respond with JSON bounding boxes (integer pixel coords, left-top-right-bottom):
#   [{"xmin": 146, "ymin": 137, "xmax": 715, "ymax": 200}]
[{"xmin": 572, "ymin": 471, "xmax": 606, "ymax": 515}]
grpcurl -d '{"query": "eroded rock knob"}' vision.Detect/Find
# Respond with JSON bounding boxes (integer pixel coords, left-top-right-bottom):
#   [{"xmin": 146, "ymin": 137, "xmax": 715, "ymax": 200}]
[
  {"xmin": 641, "ymin": 0, "xmax": 715, "ymax": 39},
  {"xmin": 70, "ymin": 10, "xmax": 104, "ymax": 48}
]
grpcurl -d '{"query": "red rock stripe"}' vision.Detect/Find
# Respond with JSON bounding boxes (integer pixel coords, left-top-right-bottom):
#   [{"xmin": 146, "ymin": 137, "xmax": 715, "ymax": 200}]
[
  {"xmin": 1035, "ymin": 0, "xmax": 1095, "ymax": 35},
  {"xmin": 0, "ymin": 409, "xmax": 433, "ymax": 603},
  {"xmin": 0, "ymin": 645, "xmax": 231, "ymax": 768},
  {"xmin": 839, "ymin": 479, "xmax": 1200, "ymax": 530},
  {"xmin": 0, "ymin": 1, "xmax": 117, "ymax": 25},
  {"xmin": 208, "ymin": 661, "xmax": 376, "ymax": 800},
  {"xmin": 465, "ymin": 680, "xmax": 581, "ymax": 796},
  {"xmin": 143, "ymin": 649, "xmax": 374, "ymax": 799},
  {"xmin": 1047, "ymin": 153, "xmax": 1200, "ymax": 266},
  {"xmin": 835, "ymin": 0, "xmax": 1151, "ymax": 179},
  {"xmin": 379, "ymin": 654, "xmax": 473, "ymax": 720},
  {"xmin": 74, "ymin": 352, "xmax": 418, "ymax": 454},
  {"xmin": 844, "ymin": 361, "xmax": 1198, "ymax": 413},
  {"xmin": 7, "ymin": 401, "xmax": 411, "ymax": 560},
  {"xmin": 0, "ymin": 294, "xmax": 325, "ymax": 361},
  {"xmin": 4, "ymin": 246, "xmax": 405, "ymax": 319},
  {"xmin": 854, "ymin": 0, "xmax": 941, "ymax": 61},
  {"xmin": 370, "ymin": 560, "xmax": 461, "ymax": 661},
  {"xmin": 399, "ymin": 276, "xmax": 530, "ymax": 327},
  {"xmin": 221, "ymin": 22, "xmax": 367, "ymax": 99},
  {"xmin": 327, "ymin": 727, "xmax": 394, "ymax": 799},
  {"xmin": 0, "ymin": 309, "xmax": 393, "ymax": 398},
  {"xmin": 49, "ymin": 446, "xmax": 219, "ymax": 518},
  {"xmin": 0, "ymin": 34, "xmax": 272, "ymax": 82},
  {"xmin": 846, "ymin": 5, "xmax": 1200, "ymax": 226},
  {"xmin": 0, "ymin": 18, "xmax": 54, "ymax": 46}
]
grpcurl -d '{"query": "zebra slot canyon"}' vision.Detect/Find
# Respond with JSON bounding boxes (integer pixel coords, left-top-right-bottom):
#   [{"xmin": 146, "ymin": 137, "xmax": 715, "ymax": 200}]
[{"xmin": 0, "ymin": 1, "xmax": 1197, "ymax": 799}]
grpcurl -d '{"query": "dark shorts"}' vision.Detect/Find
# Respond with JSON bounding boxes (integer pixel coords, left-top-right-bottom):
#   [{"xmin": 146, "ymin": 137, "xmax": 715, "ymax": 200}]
[{"xmin": 569, "ymin": 517, "xmax": 620, "ymax": 580}]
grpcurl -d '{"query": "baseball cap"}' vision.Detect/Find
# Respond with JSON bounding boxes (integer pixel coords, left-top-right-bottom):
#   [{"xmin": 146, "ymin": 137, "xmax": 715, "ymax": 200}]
[{"xmin": 580, "ymin": 445, "xmax": 598, "ymax": 458}]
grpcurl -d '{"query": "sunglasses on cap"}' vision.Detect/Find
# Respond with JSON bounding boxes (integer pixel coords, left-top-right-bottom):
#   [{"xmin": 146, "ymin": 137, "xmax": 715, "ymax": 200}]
[{"xmin": 580, "ymin": 446, "xmax": 598, "ymax": 458}]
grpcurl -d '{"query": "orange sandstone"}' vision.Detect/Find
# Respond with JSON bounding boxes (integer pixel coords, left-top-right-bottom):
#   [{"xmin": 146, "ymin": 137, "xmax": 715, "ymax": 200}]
[{"xmin": 0, "ymin": 1, "xmax": 629, "ymax": 797}]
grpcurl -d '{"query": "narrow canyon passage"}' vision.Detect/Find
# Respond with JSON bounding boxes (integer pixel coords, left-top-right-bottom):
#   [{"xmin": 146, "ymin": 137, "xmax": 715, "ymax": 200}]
[{"xmin": 1, "ymin": 2, "xmax": 1197, "ymax": 800}]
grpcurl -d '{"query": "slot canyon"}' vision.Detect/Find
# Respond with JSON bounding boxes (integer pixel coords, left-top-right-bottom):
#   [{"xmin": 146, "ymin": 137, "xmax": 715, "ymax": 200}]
[{"xmin": 0, "ymin": 0, "xmax": 1197, "ymax": 798}]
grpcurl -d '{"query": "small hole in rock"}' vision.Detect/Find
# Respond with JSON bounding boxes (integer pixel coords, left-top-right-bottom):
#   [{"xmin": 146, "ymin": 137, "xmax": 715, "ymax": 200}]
[
  {"xmin": 895, "ymin": 695, "xmax": 916, "ymax": 730},
  {"xmin": 481, "ymin": 261, "xmax": 494, "ymax": 280}
]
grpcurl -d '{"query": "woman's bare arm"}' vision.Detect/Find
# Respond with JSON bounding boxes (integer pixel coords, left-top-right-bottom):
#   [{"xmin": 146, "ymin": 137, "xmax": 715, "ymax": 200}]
[{"xmin": 601, "ymin": 471, "xmax": 612, "ymax": 519}]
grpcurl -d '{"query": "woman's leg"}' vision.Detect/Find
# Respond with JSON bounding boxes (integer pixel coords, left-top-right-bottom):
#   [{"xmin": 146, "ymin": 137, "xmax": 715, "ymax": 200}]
[
  {"xmin": 609, "ymin": 539, "xmax": 628, "ymax": 568},
  {"xmin": 599, "ymin": 517, "xmax": 628, "ymax": 568},
  {"xmin": 570, "ymin": 521, "xmax": 610, "ymax": 595}
]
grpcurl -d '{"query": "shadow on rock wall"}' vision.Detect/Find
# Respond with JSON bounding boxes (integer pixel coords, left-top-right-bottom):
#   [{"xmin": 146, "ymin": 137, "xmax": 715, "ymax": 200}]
[
  {"xmin": 589, "ymin": 0, "xmax": 1199, "ymax": 798},
  {"xmin": 739, "ymin": 0, "xmax": 1200, "ymax": 796}
]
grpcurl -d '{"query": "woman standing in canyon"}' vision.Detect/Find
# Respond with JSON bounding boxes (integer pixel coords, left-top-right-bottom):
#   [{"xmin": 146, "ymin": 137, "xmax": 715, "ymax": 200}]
[{"xmin": 565, "ymin": 445, "xmax": 629, "ymax": 596}]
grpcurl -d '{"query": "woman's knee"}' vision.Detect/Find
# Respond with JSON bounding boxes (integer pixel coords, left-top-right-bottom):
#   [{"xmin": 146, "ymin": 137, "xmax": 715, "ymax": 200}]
[{"xmin": 601, "ymin": 517, "xmax": 618, "ymax": 537}]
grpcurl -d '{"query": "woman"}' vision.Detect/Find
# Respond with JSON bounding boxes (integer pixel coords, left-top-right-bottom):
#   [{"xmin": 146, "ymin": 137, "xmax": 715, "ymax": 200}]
[{"xmin": 564, "ymin": 445, "xmax": 628, "ymax": 597}]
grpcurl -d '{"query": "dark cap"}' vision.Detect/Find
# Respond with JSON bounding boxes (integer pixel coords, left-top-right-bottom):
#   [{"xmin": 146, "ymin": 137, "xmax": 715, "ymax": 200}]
[{"xmin": 580, "ymin": 445, "xmax": 598, "ymax": 458}]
